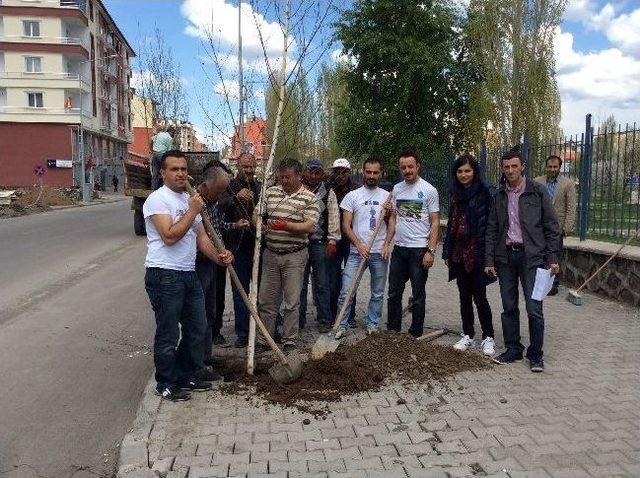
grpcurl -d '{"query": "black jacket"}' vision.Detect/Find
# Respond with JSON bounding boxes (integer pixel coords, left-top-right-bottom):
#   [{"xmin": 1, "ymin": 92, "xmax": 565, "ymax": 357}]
[
  {"xmin": 485, "ymin": 178, "xmax": 560, "ymax": 267},
  {"xmin": 219, "ymin": 176, "xmax": 261, "ymax": 252}
]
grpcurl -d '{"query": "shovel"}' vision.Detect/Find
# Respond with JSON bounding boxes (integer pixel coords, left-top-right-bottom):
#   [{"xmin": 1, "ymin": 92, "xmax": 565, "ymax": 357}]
[
  {"xmin": 186, "ymin": 181, "xmax": 303, "ymax": 384},
  {"xmin": 310, "ymin": 193, "xmax": 392, "ymax": 360}
]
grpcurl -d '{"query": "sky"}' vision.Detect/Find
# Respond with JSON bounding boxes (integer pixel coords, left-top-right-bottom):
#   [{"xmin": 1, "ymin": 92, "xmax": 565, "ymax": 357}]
[{"xmin": 103, "ymin": 0, "xmax": 640, "ymax": 149}]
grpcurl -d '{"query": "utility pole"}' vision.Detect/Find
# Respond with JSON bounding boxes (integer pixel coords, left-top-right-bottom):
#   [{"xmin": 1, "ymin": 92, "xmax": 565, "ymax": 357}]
[{"xmin": 238, "ymin": 0, "xmax": 245, "ymax": 154}]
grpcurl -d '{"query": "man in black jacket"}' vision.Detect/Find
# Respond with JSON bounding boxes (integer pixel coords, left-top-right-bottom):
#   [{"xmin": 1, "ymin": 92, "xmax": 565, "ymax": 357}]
[
  {"xmin": 220, "ymin": 153, "xmax": 260, "ymax": 348},
  {"xmin": 485, "ymin": 151, "xmax": 560, "ymax": 372}
]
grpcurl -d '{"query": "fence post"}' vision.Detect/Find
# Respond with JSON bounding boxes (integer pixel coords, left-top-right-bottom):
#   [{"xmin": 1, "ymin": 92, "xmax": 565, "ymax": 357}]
[
  {"xmin": 579, "ymin": 114, "xmax": 593, "ymax": 241},
  {"xmin": 522, "ymin": 129, "xmax": 531, "ymax": 176},
  {"xmin": 479, "ymin": 137, "xmax": 488, "ymax": 182}
]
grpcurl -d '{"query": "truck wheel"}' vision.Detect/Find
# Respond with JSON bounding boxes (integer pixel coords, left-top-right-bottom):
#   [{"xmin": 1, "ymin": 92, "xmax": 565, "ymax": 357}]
[{"xmin": 134, "ymin": 209, "xmax": 146, "ymax": 236}]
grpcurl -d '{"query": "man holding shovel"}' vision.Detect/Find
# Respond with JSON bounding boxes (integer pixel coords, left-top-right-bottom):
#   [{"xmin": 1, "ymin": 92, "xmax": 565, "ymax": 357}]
[
  {"xmin": 334, "ymin": 157, "xmax": 393, "ymax": 338},
  {"xmin": 143, "ymin": 151, "xmax": 234, "ymax": 401}
]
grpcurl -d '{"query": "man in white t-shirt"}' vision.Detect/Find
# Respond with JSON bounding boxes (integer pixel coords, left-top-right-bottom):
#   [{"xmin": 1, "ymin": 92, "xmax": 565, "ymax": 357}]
[
  {"xmin": 143, "ymin": 151, "xmax": 233, "ymax": 402},
  {"xmin": 334, "ymin": 157, "xmax": 394, "ymax": 338},
  {"xmin": 385, "ymin": 150, "xmax": 440, "ymax": 338}
]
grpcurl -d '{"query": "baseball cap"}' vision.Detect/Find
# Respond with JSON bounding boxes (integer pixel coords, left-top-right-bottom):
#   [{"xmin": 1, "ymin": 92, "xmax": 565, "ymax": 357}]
[
  {"xmin": 332, "ymin": 158, "xmax": 351, "ymax": 169},
  {"xmin": 306, "ymin": 158, "xmax": 324, "ymax": 170}
]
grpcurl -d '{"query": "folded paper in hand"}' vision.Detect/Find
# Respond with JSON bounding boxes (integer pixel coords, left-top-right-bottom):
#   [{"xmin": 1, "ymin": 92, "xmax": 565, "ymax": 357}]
[{"xmin": 531, "ymin": 268, "xmax": 554, "ymax": 301}]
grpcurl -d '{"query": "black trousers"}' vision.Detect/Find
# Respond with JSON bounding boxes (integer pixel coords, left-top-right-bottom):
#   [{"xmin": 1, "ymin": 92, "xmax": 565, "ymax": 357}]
[
  {"xmin": 452, "ymin": 262, "xmax": 494, "ymax": 340},
  {"xmin": 214, "ymin": 264, "xmax": 226, "ymax": 337},
  {"xmin": 387, "ymin": 246, "xmax": 429, "ymax": 337}
]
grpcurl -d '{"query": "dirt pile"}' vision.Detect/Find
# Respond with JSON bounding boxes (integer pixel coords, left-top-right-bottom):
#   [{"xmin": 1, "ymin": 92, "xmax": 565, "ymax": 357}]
[
  {"xmin": 220, "ymin": 332, "xmax": 490, "ymax": 415},
  {"xmin": 13, "ymin": 187, "xmax": 76, "ymax": 207}
]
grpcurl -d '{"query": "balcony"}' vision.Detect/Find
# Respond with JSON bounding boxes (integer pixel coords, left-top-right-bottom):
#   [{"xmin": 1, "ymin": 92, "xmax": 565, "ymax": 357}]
[
  {"xmin": 0, "ymin": 105, "xmax": 92, "ymax": 119},
  {"xmin": 60, "ymin": 0, "xmax": 88, "ymax": 14},
  {"xmin": 1, "ymin": 35, "xmax": 89, "ymax": 49},
  {"xmin": 0, "ymin": 71, "xmax": 90, "ymax": 91}
]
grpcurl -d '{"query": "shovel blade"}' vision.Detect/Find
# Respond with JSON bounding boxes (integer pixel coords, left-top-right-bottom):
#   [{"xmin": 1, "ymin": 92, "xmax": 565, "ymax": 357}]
[
  {"xmin": 310, "ymin": 334, "xmax": 341, "ymax": 361},
  {"xmin": 268, "ymin": 353, "xmax": 304, "ymax": 385}
]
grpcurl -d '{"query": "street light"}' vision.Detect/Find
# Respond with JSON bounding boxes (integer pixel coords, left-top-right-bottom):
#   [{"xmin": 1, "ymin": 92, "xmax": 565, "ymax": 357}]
[{"xmin": 77, "ymin": 53, "xmax": 118, "ymax": 202}]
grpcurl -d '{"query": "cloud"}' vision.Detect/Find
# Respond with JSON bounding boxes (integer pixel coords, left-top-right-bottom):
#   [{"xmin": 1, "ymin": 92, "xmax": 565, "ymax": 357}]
[
  {"xmin": 554, "ymin": 26, "xmax": 640, "ymax": 132},
  {"xmin": 563, "ymin": 2, "xmax": 640, "ymax": 59},
  {"xmin": 181, "ymin": 0, "xmax": 295, "ymax": 75}
]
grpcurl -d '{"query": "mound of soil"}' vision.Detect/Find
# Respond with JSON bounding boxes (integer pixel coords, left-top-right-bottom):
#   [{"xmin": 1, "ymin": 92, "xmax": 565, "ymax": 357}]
[
  {"xmin": 14, "ymin": 187, "xmax": 76, "ymax": 207},
  {"xmin": 220, "ymin": 332, "xmax": 490, "ymax": 415}
]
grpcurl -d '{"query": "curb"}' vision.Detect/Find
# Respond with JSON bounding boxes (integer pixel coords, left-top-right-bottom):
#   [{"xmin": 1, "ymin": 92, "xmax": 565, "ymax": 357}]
[
  {"xmin": 50, "ymin": 197, "xmax": 128, "ymax": 210},
  {"xmin": 116, "ymin": 373, "xmax": 162, "ymax": 478}
]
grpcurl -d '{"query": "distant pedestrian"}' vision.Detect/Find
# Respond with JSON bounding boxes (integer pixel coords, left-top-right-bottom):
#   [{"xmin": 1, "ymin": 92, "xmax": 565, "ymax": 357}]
[
  {"xmin": 485, "ymin": 150, "xmax": 560, "ymax": 372},
  {"xmin": 150, "ymin": 126, "xmax": 175, "ymax": 190},
  {"xmin": 386, "ymin": 150, "xmax": 440, "ymax": 338},
  {"xmin": 219, "ymin": 152, "xmax": 261, "ymax": 349},
  {"xmin": 442, "ymin": 154, "xmax": 495, "ymax": 355},
  {"xmin": 256, "ymin": 158, "xmax": 319, "ymax": 355},
  {"xmin": 299, "ymin": 158, "xmax": 341, "ymax": 332},
  {"xmin": 112, "ymin": 174, "xmax": 119, "ymax": 192},
  {"xmin": 143, "ymin": 150, "xmax": 233, "ymax": 401},
  {"xmin": 327, "ymin": 158, "xmax": 358, "ymax": 327},
  {"xmin": 334, "ymin": 157, "xmax": 393, "ymax": 339},
  {"xmin": 535, "ymin": 154, "xmax": 576, "ymax": 295},
  {"xmin": 195, "ymin": 166, "xmax": 248, "ymax": 369}
]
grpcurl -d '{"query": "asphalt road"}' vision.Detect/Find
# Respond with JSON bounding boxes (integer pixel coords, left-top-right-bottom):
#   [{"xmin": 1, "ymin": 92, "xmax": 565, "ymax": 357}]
[{"xmin": 0, "ymin": 199, "xmax": 154, "ymax": 478}]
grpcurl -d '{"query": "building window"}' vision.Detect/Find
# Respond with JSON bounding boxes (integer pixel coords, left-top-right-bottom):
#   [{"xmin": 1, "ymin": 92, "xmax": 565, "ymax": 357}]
[
  {"xmin": 89, "ymin": 0, "xmax": 94, "ymax": 21},
  {"xmin": 23, "ymin": 21, "xmax": 41, "ymax": 37},
  {"xmin": 25, "ymin": 57, "xmax": 42, "ymax": 73},
  {"xmin": 27, "ymin": 92, "xmax": 44, "ymax": 108}
]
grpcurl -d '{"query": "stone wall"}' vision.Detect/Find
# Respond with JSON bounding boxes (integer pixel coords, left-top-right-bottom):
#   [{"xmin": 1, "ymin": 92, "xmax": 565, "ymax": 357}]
[{"xmin": 563, "ymin": 237, "xmax": 640, "ymax": 307}]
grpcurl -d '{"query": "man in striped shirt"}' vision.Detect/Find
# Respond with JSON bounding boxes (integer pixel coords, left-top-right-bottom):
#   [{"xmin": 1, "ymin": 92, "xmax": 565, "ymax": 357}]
[{"xmin": 257, "ymin": 158, "xmax": 320, "ymax": 354}]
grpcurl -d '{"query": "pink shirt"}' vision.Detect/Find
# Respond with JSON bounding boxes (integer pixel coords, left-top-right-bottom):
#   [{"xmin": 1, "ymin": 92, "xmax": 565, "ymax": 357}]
[{"xmin": 506, "ymin": 178, "xmax": 525, "ymax": 245}]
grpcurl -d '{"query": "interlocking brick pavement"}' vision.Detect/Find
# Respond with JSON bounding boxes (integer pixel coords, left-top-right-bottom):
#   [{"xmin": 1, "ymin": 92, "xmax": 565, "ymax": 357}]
[{"xmin": 118, "ymin": 255, "xmax": 640, "ymax": 477}]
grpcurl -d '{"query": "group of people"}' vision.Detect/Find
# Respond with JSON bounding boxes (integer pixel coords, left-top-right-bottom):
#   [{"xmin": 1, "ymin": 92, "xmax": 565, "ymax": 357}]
[{"xmin": 142, "ymin": 147, "xmax": 574, "ymax": 401}]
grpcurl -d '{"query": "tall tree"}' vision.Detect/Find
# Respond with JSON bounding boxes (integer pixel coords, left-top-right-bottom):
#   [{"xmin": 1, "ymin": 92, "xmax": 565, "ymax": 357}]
[
  {"xmin": 135, "ymin": 27, "xmax": 188, "ymax": 123},
  {"xmin": 264, "ymin": 80, "xmax": 303, "ymax": 161},
  {"xmin": 315, "ymin": 62, "xmax": 349, "ymax": 163},
  {"xmin": 465, "ymin": 0, "xmax": 566, "ymax": 147},
  {"xmin": 335, "ymin": 0, "xmax": 474, "ymax": 176}
]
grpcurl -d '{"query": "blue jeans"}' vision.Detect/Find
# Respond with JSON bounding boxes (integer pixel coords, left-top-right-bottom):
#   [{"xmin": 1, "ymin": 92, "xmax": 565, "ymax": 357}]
[
  {"xmin": 231, "ymin": 247, "xmax": 252, "ymax": 339},
  {"xmin": 497, "ymin": 249, "xmax": 545, "ymax": 361},
  {"xmin": 145, "ymin": 268, "xmax": 207, "ymax": 390},
  {"xmin": 329, "ymin": 238, "xmax": 356, "ymax": 322},
  {"xmin": 387, "ymin": 246, "xmax": 429, "ymax": 337},
  {"xmin": 300, "ymin": 242, "xmax": 333, "ymax": 328},
  {"xmin": 337, "ymin": 252, "xmax": 388, "ymax": 328}
]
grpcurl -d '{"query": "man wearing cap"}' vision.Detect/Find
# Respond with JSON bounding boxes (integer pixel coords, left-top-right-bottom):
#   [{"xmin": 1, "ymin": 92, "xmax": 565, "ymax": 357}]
[
  {"xmin": 299, "ymin": 158, "xmax": 341, "ymax": 332},
  {"xmin": 327, "ymin": 158, "xmax": 359, "ymax": 325}
]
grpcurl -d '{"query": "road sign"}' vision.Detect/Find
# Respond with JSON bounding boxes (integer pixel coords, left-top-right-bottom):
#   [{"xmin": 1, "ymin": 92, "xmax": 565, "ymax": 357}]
[
  {"xmin": 47, "ymin": 159, "xmax": 73, "ymax": 169},
  {"xmin": 34, "ymin": 165, "xmax": 45, "ymax": 178}
]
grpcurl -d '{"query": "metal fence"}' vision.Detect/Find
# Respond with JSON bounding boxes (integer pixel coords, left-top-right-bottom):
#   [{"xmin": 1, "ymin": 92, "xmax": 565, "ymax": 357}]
[{"xmin": 479, "ymin": 115, "xmax": 640, "ymax": 243}]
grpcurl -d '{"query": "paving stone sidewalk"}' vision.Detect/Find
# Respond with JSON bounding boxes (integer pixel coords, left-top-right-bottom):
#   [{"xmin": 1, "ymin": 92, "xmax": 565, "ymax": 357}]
[{"xmin": 118, "ymin": 256, "xmax": 640, "ymax": 478}]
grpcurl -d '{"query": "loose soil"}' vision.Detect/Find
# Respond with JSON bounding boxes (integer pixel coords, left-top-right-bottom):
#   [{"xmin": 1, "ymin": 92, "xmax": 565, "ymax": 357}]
[
  {"xmin": 13, "ymin": 186, "xmax": 76, "ymax": 207},
  {"xmin": 219, "ymin": 332, "xmax": 490, "ymax": 416}
]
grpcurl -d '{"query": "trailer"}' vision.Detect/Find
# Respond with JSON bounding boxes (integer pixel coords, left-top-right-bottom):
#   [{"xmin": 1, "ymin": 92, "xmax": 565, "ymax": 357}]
[{"xmin": 124, "ymin": 151, "xmax": 222, "ymax": 236}]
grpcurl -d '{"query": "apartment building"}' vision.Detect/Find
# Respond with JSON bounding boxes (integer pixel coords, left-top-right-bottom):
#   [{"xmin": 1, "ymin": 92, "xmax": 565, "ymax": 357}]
[
  {"xmin": 0, "ymin": 0, "xmax": 134, "ymax": 187},
  {"xmin": 229, "ymin": 116, "xmax": 267, "ymax": 164}
]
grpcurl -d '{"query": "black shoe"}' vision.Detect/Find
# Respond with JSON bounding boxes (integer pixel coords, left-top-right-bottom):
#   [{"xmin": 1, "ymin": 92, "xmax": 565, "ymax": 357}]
[
  {"xmin": 492, "ymin": 352, "xmax": 523, "ymax": 365},
  {"xmin": 178, "ymin": 379, "xmax": 213, "ymax": 392},
  {"xmin": 155, "ymin": 386, "xmax": 191, "ymax": 401},
  {"xmin": 283, "ymin": 342, "xmax": 297, "ymax": 355},
  {"xmin": 547, "ymin": 287, "xmax": 559, "ymax": 296},
  {"xmin": 195, "ymin": 367, "xmax": 223, "ymax": 382},
  {"xmin": 234, "ymin": 337, "xmax": 248, "ymax": 348},
  {"xmin": 255, "ymin": 342, "xmax": 271, "ymax": 354},
  {"xmin": 348, "ymin": 320, "xmax": 358, "ymax": 329},
  {"xmin": 204, "ymin": 356, "xmax": 225, "ymax": 368},
  {"xmin": 212, "ymin": 334, "xmax": 230, "ymax": 348},
  {"xmin": 318, "ymin": 322, "xmax": 333, "ymax": 333},
  {"xmin": 274, "ymin": 332, "xmax": 283, "ymax": 344},
  {"xmin": 530, "ymin": 360, "xmax": 544, "ymax": 373}
]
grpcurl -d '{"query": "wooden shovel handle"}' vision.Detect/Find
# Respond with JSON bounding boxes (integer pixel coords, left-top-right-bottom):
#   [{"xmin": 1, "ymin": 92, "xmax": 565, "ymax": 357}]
[
  {"xmin": 331, "ymin": 193, "xmax": 392, "ymax": 330},
  {"xmin": 575, "ymin": 230, "xmax": 639, "ymax": 293},
  {"xmin": 185, "ymin": 182, "xmax": 289, "ymax": 366}
]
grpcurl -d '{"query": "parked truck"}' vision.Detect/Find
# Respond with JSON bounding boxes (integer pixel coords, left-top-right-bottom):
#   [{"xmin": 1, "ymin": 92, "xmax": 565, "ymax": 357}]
[{"xmin": 124, "ymin": 151, "xmax": 222, "ymax": 236}]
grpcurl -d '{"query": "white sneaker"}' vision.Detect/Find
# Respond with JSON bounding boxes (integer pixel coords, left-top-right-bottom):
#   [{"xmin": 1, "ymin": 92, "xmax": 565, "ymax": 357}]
[
  {"xmin": 453, "ymin": 335, "xmax": 474, "ymax": 351},
  {"xmin": 481, "ymin": 337, "xmax": 495, "ymax": 356},
  {"xmin": 334, "ymin": 326, "xmax": 347, "ymax": 340},
  {"xmin": 366, "ymin": 325, "xmax": 379, "ymax": 335}
]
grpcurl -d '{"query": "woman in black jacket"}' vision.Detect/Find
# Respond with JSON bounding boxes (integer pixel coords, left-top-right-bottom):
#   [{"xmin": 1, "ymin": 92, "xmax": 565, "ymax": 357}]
[{"xmin": 442, "ymin": 154, "xmax": 496, "ymax": 355}]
